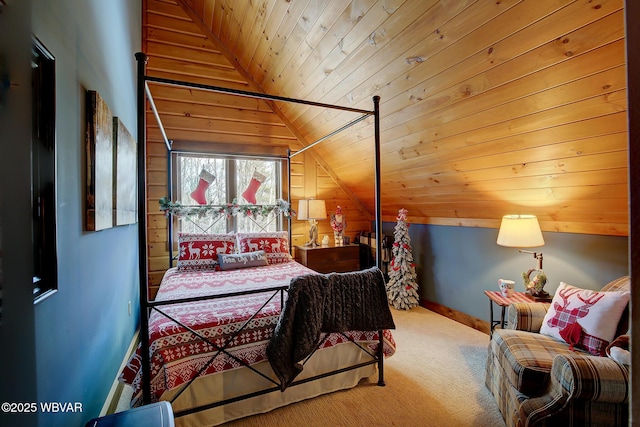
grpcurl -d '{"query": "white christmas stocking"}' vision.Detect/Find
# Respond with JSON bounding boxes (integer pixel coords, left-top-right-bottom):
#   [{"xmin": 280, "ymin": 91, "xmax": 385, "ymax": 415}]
[
  {"xmin": 241, "ymin": 170, "xmax": 266, "ymax": 204},
  {"xmin": 190, "ymin": 168, "xmax": 216, "ymax": 205}
]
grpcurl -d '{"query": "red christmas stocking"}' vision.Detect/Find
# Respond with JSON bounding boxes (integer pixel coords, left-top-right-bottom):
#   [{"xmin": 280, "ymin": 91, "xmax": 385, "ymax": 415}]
[
  {"xmin": 190, "ymin": 168, "xmax": 216, "ymax": 205},
  {"xmin": 241, "ymin": 170, "xmax": 266, "ymax": 204}
]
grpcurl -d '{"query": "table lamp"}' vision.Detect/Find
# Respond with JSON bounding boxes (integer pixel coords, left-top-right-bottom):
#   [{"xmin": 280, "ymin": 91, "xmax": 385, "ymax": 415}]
[
  {"xmin": 496, "ymin": 214, "xmax": 548, "ymax": 298},
  {"xmin": 298, "ymin": 199, "xmax": 326, "ymax": 247}
]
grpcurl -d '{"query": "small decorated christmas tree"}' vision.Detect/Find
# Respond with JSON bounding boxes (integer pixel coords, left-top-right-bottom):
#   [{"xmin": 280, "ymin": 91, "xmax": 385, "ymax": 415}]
[{"xmin": 386, "ymin": 208, "xmax": 419, "ymax": 310}]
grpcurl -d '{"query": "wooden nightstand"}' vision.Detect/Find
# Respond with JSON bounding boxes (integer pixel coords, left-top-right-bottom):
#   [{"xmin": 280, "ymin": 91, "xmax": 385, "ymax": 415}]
[{"xmin": 294, "ymin": 244, "xmax": 360, "ymax": 273}]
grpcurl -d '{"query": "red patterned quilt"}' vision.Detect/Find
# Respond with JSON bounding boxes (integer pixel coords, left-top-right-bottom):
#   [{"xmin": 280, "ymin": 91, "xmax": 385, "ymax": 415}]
[{"xmin": 120, "ymin": 261, "xmax": 396, "ymax": 406}]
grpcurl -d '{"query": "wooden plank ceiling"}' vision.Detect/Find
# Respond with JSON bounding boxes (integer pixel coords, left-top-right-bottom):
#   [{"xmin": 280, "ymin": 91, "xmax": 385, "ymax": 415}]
[{"xmin": 143, "ymin": 0, "xmax": 628, "ymax": 236}]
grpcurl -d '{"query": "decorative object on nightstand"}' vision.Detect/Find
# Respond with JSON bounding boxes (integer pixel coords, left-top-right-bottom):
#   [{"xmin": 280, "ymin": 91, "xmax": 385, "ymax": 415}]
[
  {"xmin": 297, "ymin": 199, "xmax": 326, "ymax": 247},
  {"xmin": 498, "ymin": 278, "xmax": 515, "ymax": 297},
  {"xmin": 330, "ymin": 205, "xmax": 346, "ymax": 246},
  {"xmin": 496, "ymin": 214, "xmax": 549, "ymax": 300}
]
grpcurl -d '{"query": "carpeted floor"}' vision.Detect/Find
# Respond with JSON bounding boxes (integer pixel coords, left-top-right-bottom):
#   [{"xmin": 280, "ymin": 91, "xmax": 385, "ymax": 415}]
[
  {"xmin": 117, "ymin": 306, "xmax": 505, "ymax": 426},
  {"xmin": 221, "ymin": 306, "xmax": 505, "ymax": 427}
]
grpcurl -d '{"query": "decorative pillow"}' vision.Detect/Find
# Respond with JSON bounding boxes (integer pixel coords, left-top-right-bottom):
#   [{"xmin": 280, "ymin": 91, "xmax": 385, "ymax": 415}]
[
  {"xmin": 540, "ymin": 282, "xmax": 630, "ymax": 356},
  {"xmin": 606, "ymin": 334, "xmax": 630, "ymax": 365},
  {"xmin": 236, "ymin": 231, "xmax": 292, "ymax": 265},
  {"xmin": 218, "ymin": 250, "xmax": 269, "ymax": 271},
  {"xmin": 177, "ymin": 233, "xmax": 236, "ymax": 271}
]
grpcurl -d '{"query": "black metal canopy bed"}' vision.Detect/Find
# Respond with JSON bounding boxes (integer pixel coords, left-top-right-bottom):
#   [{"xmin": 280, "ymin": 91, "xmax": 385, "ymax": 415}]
[{"xmin": 121, "ymin": 52, "xmax": 394, "ymax": 426}]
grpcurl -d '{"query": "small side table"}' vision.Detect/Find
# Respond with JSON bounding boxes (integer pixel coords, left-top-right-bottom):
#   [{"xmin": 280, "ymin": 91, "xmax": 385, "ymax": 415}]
[{"xmin": 484, "ymin": 290, "xmax": 552, "ymax": 335}]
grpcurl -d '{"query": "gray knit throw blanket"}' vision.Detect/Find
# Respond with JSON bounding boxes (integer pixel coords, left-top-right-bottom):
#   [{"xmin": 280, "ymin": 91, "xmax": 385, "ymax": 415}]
[{"xmin": 266, "ymin": 267, "xmax": 395, "ymax": 391}]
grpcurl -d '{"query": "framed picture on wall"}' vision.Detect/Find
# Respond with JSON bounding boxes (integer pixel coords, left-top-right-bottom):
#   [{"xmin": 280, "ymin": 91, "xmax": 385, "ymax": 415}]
[
  {"xmin": 113, "ymin": 117, "xmax": 137, "ymax": 226},
  {"xmin": 85, "ymin": 90, "xmax": 113, "ymax": 231}
]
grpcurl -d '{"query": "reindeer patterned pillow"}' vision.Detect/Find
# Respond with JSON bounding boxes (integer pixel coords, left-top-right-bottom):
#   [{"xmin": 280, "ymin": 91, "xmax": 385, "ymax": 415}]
[
  {"xmin": 540, "ymin": 282, "xmax": 630, "ymax": 356},
  {"xmin": 236, "ymin": 231, "xmax": 292, "ymax": 265},
  {"xmin": 177, "ymin": 233, "xmax": 236, "ymax": 271}
]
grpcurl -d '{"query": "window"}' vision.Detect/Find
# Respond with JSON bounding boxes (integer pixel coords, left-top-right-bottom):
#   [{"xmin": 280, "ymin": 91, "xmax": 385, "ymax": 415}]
[
  {"xmin": 172, "ymin": 152, "xmax": 285, "ymax": 234},
  {"xmin": 31, "ymin": 37, "xmax": 57, "ymax": 302}
]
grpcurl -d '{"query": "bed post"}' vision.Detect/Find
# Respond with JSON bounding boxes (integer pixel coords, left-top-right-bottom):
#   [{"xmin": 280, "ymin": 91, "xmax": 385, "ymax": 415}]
[
  {"xmin": 135, "ymin": 51, "xmax": 152, "ymax": 405},
  {"xmin": 377, "ymin": 330, "xmax": 386, "ymax": 386},
  {"xmin": 373, "ymin": 96, "xmax": 382, "ymax": 268},
  {"xmin": 167, "ymin": 152, "xmax": 174, "ymax": 268},
  {"xmin": 372, "ymin": 96, "xmax": 385, "ymax": 386},
  {"xmin": 287, "ymin": 149, "xmax": 292, "ymax": 253}
]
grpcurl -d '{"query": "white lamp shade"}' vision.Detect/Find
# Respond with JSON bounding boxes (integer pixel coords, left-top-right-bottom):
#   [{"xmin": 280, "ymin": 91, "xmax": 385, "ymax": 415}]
[
  {"xmin": 496, "ymin": 215, "xmax": 544, "ymax": 248},
  {"xmin": 297, "ymin": 199, "xmax": 327, "ymax": 220}
]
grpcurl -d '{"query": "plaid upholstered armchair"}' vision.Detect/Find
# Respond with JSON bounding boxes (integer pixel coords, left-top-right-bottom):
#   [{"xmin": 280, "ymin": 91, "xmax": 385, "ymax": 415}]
[{"xmin": 485, "ymin": 276, "xmax": 630, "ymax": 427}]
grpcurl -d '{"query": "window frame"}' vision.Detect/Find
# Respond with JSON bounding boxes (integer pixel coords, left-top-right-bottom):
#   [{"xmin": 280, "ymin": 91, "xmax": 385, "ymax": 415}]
[{"xmin": 168, "ymin": 150, "xmax": 289, "ymax": 242}]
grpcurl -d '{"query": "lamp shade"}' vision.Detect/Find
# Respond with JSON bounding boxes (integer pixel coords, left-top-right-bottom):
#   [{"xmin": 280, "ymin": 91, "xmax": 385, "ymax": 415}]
[
  {"xmin": 297, "ymin": 199, "xmax": 327, "ymax": 220},
  {"xmin": 496, "ymin": 215, "xmax": 544, "ymax": 248}
]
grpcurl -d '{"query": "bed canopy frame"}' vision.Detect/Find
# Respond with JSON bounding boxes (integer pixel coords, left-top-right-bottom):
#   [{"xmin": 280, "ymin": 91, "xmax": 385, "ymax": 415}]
[{"xmin": 134, "ymin": 52, "xmax": 384, "ymax": 410}]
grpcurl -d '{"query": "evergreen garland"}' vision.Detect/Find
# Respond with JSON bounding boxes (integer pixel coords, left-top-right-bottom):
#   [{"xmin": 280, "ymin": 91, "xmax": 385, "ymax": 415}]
[{"xmin": 159, "ymin": 196, "xmax": 295, "ymax": 219}]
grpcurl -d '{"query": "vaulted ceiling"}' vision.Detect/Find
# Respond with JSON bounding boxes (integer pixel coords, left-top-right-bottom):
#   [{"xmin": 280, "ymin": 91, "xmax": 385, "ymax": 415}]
[{"xmin": 142, "ymin": 0, "xmax": 628, "ymax": 236}]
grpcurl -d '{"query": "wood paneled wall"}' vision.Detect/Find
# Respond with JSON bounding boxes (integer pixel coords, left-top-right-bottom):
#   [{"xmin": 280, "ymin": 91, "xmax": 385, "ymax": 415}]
[
  {"xmin": 290, "ymin": 152, "xmax": 372, "ymax": 247},
  {"xmin": 143, "ymin": 0, "xmax": 371, "ymax": 297},
  {"xmin": 142, "ymin": 0, "xmax": 629, "ymax": 293},
  {"xmin": 177, "ymin": 0, "xmax": 628, "ymax": 235}
]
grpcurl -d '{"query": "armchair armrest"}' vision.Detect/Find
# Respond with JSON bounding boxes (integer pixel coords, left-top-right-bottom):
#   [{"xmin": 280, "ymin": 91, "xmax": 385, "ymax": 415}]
[
  {"xmin": 519, "ymin": 354, "xmax": 629, "ymax": 427},
  {"xmin": 506, "ymin": 302, "xmax": 550, "ymax": 331},
  {"xmin": 551, "ymin": 354, "xmax": 629, "ymax": 402}
]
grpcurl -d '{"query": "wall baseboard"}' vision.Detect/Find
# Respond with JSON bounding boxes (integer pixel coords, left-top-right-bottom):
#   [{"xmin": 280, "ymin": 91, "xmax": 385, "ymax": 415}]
[
  {"xmin": 421, "ymin": 299, "xmax": 491, "ymax": 335},
  {"xmin": 100, "ymin": 330, "xmax": 139, "ymax": 416}
]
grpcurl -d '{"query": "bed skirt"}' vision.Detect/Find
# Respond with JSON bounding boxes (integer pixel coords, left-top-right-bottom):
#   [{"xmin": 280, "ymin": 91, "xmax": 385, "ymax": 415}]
[{"xmin": 162, "ymin": 340, "xmax": 377, "ymax": 426}]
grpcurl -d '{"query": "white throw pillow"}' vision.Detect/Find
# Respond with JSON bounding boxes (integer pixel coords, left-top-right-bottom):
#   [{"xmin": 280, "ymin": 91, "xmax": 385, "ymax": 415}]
[{"xmin": 540, "ymin": 282, "xmax": 630, "ymax": 356}]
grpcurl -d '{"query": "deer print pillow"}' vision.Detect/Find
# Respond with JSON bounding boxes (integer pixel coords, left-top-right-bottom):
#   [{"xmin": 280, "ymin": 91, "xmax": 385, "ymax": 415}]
[
  {"xmin": 177, "ymin": 233, "xmax": 236, "ymax": 271},
  {"xmin": 236, "ymin": 231, "xmax": 292, "ymax": 265},
  {"xmin": 540, "ymin": 282, "xmax": 630, "ymax": 356}
]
